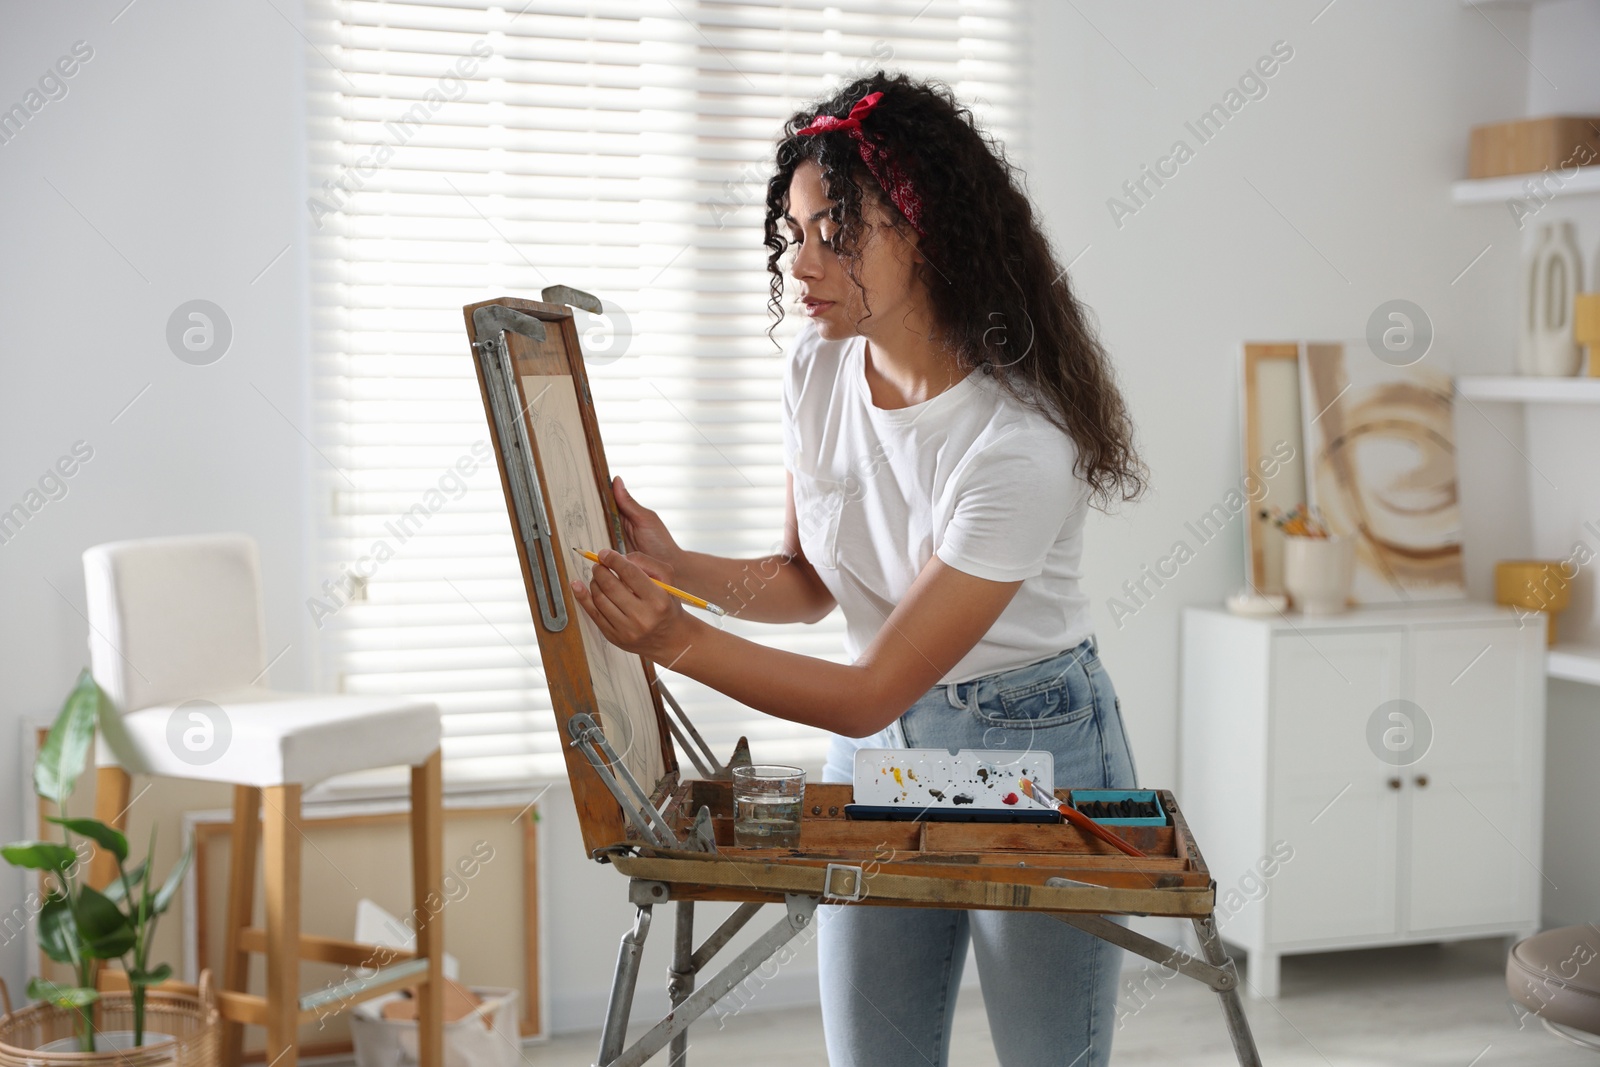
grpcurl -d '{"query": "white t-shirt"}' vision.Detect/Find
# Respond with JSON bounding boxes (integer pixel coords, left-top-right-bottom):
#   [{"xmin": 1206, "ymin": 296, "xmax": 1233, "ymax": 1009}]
[{"xmin": 782, "ymin": 323, "xmax": 1095, "ymax": 684}]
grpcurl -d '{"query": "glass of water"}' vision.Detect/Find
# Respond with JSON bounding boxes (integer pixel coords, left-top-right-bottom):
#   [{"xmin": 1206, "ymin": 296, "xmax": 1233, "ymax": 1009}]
[{"xmin": 732, "ymin": 764, "xmax": 806, "ymax": 848}]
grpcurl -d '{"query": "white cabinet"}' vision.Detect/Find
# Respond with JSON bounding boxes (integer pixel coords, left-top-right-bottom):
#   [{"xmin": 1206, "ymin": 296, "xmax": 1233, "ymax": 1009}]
[
  {"xmin": 1180, "ymin": 604, "xmax": 1545, "ymax": 998},
  {"xmin": 1267, "ymin": 630, "xmax": 1403, "ymax": 946}
]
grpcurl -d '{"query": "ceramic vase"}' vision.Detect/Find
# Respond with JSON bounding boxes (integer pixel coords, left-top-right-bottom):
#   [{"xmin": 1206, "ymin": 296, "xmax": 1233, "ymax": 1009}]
[
  {"xmin": 1518, "ymin": 222, "xmax": 1584, "ymax": 377},
  {"xmin": 1283, "ymin": 536, "xmax": 1354, "ymax": 615}
]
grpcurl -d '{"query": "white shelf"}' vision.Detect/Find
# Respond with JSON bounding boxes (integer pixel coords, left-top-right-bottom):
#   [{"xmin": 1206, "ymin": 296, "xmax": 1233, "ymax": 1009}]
[
  {"xmin": 1548, "ymin": 643, "xmax": 1600, "ymax": 685},
  {"xmin": 1452, "ymin": 166, "xmax": 1600, "ymax": 204},
  {"xmin": 1189, "ymin": 601, "xmax": 1520, "ymax": 630},
  {"xmin": 1455, "ymin": 375, "xmax": 1600, "ymax": 402}
]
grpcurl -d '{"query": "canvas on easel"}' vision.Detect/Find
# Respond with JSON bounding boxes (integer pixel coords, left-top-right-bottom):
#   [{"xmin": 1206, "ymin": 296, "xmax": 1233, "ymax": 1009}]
[{"xmin": 463, "ymin": 294, "xmax": 680, "ymax": 854}]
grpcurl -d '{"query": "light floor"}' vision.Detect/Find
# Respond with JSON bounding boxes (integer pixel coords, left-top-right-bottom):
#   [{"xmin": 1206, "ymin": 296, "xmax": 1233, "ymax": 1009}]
[{"xmin": 521, "ymin": 937, "xmax": 1596, "ymax": 1065}]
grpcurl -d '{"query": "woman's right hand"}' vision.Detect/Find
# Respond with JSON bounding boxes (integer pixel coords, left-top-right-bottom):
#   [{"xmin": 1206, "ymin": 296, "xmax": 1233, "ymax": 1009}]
[{"xmin": 612, "ymin": 476, "xmax": 683, "ymax": 572}]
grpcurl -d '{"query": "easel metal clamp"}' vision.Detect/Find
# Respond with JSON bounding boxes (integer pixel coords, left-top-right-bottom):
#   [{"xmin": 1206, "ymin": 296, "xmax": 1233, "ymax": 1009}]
[
  {"xmin": 656, "ymin": 678, "xmax": 728, "ymax": 779},
  {"xmin": 471, "ymin": 303, "xmax": 567, "ymax": 632},
  {"xmin": 568, "ymin": 712, "xmax": 682, "ymax": 849},
  {"xmin": 628, "ymin": 880, "xmax": 672, "ymax": 907},
  {"xmin": 569, "ymin": 713, "xmax": 718, "ymax": 856},
  {"xmin": 540, "ymin": 284, "xmax": 604, "ymax": 315},
  {"xmin": 822, "ymin": 863, "xmax": 865, "ymax": 901}
]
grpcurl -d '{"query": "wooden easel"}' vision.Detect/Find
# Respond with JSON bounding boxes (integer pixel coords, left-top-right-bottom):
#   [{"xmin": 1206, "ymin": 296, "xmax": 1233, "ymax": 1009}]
[{"xmin": 463, "ymin": 294, "xmax": 1264, "ymax": 1067}]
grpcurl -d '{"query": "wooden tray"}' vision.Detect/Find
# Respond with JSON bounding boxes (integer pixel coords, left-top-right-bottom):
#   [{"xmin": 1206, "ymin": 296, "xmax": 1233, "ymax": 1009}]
[{"xmin": 618, "ymin": 780, "xmax": 1215, "ymax": 917}]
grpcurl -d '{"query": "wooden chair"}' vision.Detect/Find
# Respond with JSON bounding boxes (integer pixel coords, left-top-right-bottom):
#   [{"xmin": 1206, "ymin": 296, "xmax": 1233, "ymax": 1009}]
[
  {"xmin": 81, "ymin": 533, "xmax": 446, "ymax": 1067},
  {"xmin": 464, "ymin": 293, "xmax": 1265, "ymax": 1067}
]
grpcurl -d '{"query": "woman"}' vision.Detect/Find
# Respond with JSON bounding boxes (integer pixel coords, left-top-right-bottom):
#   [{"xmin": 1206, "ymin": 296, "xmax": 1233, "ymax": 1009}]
[{"xmin": 569, "ymin": 71, "xmax": 1146, "ymax": 1067}]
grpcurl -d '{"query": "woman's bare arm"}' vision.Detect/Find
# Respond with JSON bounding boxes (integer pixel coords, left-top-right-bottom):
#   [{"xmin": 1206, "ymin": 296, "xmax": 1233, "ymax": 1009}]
[
  {"xmin": 571, "ymin": 548, "xmax": 1023, "ymax": 737},
  {"xmin": 668, "ymin": 472, "xmax": 836, "ymax": 624}
]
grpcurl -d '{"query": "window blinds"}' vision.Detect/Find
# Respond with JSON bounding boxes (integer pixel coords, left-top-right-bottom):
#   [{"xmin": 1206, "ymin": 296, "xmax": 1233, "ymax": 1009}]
[{"xmin": 304, "ymin": 0, "xmax": 1029, "ymax": 792}]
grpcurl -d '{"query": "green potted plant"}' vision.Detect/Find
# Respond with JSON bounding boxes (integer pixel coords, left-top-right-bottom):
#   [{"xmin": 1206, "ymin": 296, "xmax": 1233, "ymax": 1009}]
[{"xmin": 0, "ymin": 670, "xmax": 198, "ymax": 1055}]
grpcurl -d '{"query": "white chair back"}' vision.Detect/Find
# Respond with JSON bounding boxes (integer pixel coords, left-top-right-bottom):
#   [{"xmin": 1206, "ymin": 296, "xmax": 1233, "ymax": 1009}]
[{"xmin": 82, "ymin": 533, "xmax": 269, "ymax": 713}]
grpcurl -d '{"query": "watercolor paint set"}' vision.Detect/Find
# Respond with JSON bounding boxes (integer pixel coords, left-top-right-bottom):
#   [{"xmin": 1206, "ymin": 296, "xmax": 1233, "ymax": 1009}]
[{"xmin": 844, "ymin": 747, "xmax": 1062, "ymax": 822}]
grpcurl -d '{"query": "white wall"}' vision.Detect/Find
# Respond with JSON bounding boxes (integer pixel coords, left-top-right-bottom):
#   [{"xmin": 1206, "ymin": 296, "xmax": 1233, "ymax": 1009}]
[
  {"xmin": 1028, "ymin": 0, "xmax": 1534, "ymax": 818},
  {"xmin": 0, "ymin": 0, "xmax": 311, "ymax": 1000},
  {"xmin": 1527, "ymin": 0, "xmax": 1600, "ymax": 114},
  {"xmin": 1, "ymin": 0, "xmax": 1565, "ymax": 1039}
]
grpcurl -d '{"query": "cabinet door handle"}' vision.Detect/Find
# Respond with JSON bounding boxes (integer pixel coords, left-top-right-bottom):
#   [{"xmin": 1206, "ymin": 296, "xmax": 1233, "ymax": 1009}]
[
  {"xmin": 1387, "ymin": 777, "xmax": 1402, "ymax": 790},
  {"xmin": 1414, "ymin": 774, "xmax": 1429, "ymax": 788}
]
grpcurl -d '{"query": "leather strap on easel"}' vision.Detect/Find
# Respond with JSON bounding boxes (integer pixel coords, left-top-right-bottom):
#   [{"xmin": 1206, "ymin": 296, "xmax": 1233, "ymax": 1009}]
[{"xmin": 613, "ymin": 853, "xmax": 1213, "ymax": 917}]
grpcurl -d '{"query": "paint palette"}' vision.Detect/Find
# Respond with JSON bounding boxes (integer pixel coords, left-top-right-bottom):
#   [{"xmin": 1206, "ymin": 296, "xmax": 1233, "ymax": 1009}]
[{"xmin": 846, "ymin": 748, "xmax": 1059, "ymax": 822}]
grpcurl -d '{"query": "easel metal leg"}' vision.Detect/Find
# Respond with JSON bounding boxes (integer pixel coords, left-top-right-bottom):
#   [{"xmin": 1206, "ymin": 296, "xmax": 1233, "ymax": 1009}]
[
  {"xmin": 667, "ymin": 902, "xmax": 694, "ymax": 1067},
  {"xmin": 1048, "ymin": 912, "xmax": 1236, "ymax": 992},
  {"xmin": 691, "ymin": 902, "xmax": 763, "ymax": 972},
  {"xmin": 1191, "ymin": 916, "xmax": 1263, "ymax": 1067},
  {"xmin": 600, "ymin": 895, "xmax": 817, "ymax": 1067},
  {"xmin": 1044, "ymin": 904, "xmax": 1263, "ymax": 1067},
  {"xmin": 598, "ymin": 905, "xmax": 653, "ymax": 1066},
  {"xmin": 671, "ymin": 897, "xmax": 766, "ymax": 1067}
]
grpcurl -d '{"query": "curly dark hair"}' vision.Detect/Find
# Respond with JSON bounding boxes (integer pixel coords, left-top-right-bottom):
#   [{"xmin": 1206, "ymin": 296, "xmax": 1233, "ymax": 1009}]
[{"xmin": 763, "ymin": 70, "xmax": 1147, "ymax": 509}]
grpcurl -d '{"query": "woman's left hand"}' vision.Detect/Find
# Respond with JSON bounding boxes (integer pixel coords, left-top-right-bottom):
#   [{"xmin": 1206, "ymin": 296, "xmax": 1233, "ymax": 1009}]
[{"xmin": 570, "ymin": 548, "xmax": 694, "ymax": 662}]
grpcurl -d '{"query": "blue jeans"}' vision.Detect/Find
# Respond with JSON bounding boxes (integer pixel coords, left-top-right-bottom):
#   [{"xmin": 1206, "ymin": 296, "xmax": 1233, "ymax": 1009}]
[{"xmin": 817, "ymin": 637, "xmax": 1139, "ymax": 1067}]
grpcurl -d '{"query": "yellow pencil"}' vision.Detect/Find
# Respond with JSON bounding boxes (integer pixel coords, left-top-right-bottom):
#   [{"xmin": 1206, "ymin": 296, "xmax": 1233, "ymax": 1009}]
[{"xmin": 570, "ymin": 546, "xmax": 727, "ymax": 617}]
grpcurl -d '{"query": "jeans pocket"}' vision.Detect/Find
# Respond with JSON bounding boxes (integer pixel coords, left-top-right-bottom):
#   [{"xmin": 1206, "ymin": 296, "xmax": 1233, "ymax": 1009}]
[{"xmin": 973, "ymin": 653, "xmax": 1096, "ymax": 729}]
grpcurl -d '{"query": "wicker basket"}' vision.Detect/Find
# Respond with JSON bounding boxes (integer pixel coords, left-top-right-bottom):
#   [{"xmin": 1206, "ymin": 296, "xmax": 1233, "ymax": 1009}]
[{"xmin": 0, "ymin": 972, "xmax": 219, "ymax": 1067}]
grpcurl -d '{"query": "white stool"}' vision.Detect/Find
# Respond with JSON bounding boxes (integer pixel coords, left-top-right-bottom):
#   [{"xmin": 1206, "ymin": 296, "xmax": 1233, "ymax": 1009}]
[{"xmin": 81, "ymin": 533, "xmax": 445, "ymax": 1067}]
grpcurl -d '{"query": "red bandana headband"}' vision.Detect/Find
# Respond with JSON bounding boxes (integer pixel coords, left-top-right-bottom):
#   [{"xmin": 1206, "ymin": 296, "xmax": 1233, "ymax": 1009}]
[{"xmin": 796, "ymin": 91, "xmax": 926, "ymax": 237}]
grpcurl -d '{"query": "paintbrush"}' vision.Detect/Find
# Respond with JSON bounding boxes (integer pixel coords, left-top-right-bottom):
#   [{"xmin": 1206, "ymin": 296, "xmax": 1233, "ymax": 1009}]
[
  {"xmin": 570, "ymin": 546, "xmax": 728, "ymax": 617},
  {"xmin": 1019, "ymin": 778, "xmax": 1147, "ymax": 858}
]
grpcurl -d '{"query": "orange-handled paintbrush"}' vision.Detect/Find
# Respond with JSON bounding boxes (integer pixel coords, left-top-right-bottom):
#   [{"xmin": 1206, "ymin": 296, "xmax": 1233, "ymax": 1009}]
[{"xmin": 1020, "ymin": 778, "xmax": 1146, "ymax": 858}]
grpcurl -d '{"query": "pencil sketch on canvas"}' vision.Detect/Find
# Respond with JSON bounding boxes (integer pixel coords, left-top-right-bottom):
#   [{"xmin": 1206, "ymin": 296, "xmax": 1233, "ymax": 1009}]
[{"xmin": 523, "ymin": 373, "xmax": 667, "ymax": 790}]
